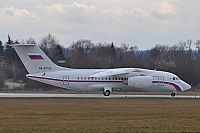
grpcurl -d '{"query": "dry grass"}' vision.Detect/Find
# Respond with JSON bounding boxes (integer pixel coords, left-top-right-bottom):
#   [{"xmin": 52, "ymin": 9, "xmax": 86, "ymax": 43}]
[{"xmin": 0, "ymin": 98, "xmax": 200, "ymax": 132}]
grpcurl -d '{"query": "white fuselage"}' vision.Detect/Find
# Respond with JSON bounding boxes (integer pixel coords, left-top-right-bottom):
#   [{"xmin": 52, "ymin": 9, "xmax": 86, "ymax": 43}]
[
  {"xmin": 12, "ymin": 44, "xmax": 191, "ymax": 96},
  {"xmin": 26, "ymin": 68, "xmax": 191, "ymax": 93}
]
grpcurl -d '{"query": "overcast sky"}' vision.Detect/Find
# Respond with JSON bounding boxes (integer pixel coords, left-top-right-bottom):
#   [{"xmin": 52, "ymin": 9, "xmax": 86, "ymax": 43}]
[{"xmin": 0, "ymin": 0, "xmax": 200, "ymax": 50}]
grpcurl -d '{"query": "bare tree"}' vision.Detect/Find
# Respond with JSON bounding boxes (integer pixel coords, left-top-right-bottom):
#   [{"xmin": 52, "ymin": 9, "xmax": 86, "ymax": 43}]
[
  {"xmin": 40, "ymin": 33, "xmax": 60, "ymax": 63},
  {"xmin": 26, "ymin": 37, "xmax": 36, "ymax": 44}
]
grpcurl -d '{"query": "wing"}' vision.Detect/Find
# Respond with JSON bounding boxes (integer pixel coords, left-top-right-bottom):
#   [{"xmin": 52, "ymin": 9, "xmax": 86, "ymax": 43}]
[{"xmin": 88, "ymin": 68, "xmax": 137, "ymax": 78}]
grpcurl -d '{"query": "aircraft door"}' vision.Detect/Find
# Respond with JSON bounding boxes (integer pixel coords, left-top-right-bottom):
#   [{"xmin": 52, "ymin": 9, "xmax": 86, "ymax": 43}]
[
  {"xmin": 63, "ymin": 76, "xmax": 69, "ymax": 85},
  {"xmin": 158, "ymin": 76, "xmax": 164, "ymax": 86}
]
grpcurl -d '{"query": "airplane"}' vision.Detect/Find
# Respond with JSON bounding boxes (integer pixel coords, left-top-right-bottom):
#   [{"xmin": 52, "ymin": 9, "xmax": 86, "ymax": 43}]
[{"xmin": 10, "ymin": 44, "xmax": 191, "ymax": 97}]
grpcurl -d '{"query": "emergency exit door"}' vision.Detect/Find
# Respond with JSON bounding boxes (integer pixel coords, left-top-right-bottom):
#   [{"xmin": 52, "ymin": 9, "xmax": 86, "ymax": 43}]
[
  {"xmin": 63, "ymin": 76, "xmax": 69, "ymax": 85},
  {"xmin": 158, "ymin": 76, "xmax": 164, "ymax": 86}
]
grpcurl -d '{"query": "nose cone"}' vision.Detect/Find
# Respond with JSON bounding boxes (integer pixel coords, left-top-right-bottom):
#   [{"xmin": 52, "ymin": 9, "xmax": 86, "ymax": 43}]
[{"xmin": 181, "ymin": 80, "xmax": 191, "ymax": 91}]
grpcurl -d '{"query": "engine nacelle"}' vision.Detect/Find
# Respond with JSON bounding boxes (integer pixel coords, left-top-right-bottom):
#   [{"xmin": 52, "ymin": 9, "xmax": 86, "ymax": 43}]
[{"xmin": 123, "ymin": 76, "xmax": 152, "ymax": 88}]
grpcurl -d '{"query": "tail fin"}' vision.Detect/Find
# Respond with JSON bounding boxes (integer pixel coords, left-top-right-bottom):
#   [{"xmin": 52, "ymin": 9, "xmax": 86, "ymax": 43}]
[{"xmin": 12, "ymin": 44, "xmax": 66, "ymax": 74}]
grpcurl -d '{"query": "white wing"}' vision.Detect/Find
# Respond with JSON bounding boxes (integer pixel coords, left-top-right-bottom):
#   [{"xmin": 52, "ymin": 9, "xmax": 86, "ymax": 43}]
[{"xmin": 88, "ymin": 68, "xmax": 137, "ymax": 77}]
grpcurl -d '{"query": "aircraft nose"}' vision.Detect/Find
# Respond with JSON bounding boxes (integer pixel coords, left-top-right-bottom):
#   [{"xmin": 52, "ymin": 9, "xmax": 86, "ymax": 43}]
[{"xmin": 181, "ymin": 81, "xmax": 191, "ymax": 91}]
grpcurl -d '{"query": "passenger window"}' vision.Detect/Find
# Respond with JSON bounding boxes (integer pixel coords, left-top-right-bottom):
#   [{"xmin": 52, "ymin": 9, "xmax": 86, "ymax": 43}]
[{"xmin": 173, "ymin": 77, "xmax": 175, "ymax": 80}]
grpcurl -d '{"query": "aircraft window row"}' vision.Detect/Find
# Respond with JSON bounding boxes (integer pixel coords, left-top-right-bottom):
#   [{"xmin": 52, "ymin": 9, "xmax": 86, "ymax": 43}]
[
  {"xmin": 77, "ymin": 77, "xmax": 128, "ymax": 80},
  {"xmin": 173, "ymin": 77, "xmax": 179, "ymax": 80}
]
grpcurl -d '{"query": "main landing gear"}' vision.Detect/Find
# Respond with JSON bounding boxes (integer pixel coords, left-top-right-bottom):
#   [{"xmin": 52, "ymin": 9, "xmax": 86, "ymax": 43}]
[
  {"xmin": 171, "ymin": 92, "xmax": 176, "ymax": 97},
  {"xmin": 103, "ymin": 87, "xmax": 112, "ymax": 96},
  {"xmin": 103, "ymin": 90, "xmax": 111, "ymax": 96}
]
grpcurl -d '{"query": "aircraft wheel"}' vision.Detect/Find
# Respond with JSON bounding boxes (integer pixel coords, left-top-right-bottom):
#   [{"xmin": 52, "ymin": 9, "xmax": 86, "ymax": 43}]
[
  {"xmin": 103, "ymin": 90, "xmax": 110, "ymax": 96},
  {"xmin": 171, "ymin": 92, "xmax": 176, "ymax": 97}
]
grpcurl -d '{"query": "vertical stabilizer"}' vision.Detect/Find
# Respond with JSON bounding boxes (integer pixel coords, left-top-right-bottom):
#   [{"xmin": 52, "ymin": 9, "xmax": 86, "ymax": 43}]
[{"xmin": 12, "ymin": 44, "xmax": 66, "ymax": 74}]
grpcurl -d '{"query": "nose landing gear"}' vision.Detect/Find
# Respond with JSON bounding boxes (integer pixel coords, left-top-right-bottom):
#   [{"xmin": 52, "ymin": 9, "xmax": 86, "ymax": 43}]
[{"xmin": 171, "ymin": 92, "xmax": 176, "ymax": 97}]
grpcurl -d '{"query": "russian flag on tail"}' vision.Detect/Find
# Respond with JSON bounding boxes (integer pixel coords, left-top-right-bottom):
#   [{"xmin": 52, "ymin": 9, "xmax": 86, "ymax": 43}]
[{"xmin": 28, "ymin": 53, "xmax": 44, "ymax": 60}]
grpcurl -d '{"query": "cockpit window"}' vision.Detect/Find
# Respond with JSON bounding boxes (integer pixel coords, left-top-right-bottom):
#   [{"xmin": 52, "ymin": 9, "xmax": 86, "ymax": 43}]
[{"xmin": 173, "ymin": 77, "xmax": 179, "ymax": 80}]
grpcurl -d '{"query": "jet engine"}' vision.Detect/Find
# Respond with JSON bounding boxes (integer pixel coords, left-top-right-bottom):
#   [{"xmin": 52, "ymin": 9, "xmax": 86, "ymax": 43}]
[{"xmin": 123, "ymin": 76, "xmax": 152, "ymax": 88}]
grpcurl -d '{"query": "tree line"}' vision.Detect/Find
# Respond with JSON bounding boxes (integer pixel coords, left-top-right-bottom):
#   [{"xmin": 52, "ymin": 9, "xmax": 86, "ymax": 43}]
[{"xmin": 0, "ymin": 33, "xmax": 200, "ymax": 91}]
